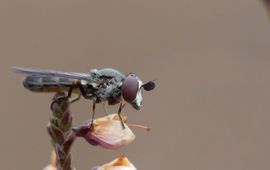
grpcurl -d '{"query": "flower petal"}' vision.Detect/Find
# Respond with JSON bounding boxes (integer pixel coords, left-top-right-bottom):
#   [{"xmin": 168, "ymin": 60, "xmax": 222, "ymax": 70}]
[
  {"xmin": 86, "ymin": 119, "xmax": 135, "ymax": 150},
  {"xmin": 43, "ymin": 165, "xmax": 57, "ymax": 170},
  {"xmin": 92, "ymin": 155, "xmax": 137, "ymax": 170},
  {"xmin": 73, "ymin": 114, "xmax": 135, "ymax": 149}
]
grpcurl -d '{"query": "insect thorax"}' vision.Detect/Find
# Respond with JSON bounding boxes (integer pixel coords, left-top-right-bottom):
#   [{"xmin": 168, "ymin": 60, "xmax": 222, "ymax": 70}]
[{"xmin": 80, "ymin": 77, "xmax": 122, "ymax": 104}]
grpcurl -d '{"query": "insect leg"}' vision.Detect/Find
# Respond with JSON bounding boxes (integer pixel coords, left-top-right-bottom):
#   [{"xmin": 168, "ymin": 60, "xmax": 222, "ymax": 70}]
[
  {"xmin": 70, "ymin": 94, "xmax": 81, "ymax": 104},
  {"xmin": 67, "ymin": 81, "xmax": 82, "ymax": 103},
  {"xmin": 92, "ymin": 100, "xmax": 96, "ymax": 120},
  {"xmin": 117, "ymin": 102, "xmax": 126, "ymax": 129},
  {"xmin": 90, "ymin": 100, "xmax": 96, "ymax": 129},
  {"xmin": 52, "ymin": 82, "xmax": 77, "ymax": 102},
  {"xmin": 67, "ymin": 81, "xmax": 77, "ymax": 98},
  {"xmin": 102, "ymin": 102, "xmax": 109, "ymax": 117},
  {"xmin": 76, "ymin": 82, "xmax": 96, "ymax": 129}
]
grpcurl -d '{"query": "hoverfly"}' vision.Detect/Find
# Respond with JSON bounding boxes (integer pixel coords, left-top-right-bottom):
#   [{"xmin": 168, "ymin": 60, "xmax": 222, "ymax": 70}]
[{"xmin": 13, "ymin": 67, "xmax": 155, "ymax": 128}]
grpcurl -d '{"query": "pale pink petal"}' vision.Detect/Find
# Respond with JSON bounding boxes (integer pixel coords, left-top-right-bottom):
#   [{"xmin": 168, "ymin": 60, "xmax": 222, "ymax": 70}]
[
  {"xmin": 93, "ymin": 155, "xmax": 137, "ymax": 170},
  {"xmin": 43, "ymin": 165, "xmax": 57, "ymax": 170},
  {"xmin": 88, "ymin": 119, "xmax": 135, "ymax": 150}
]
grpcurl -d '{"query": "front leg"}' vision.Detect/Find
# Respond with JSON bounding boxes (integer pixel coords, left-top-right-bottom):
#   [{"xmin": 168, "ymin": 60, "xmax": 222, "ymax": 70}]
[{"xmin": 117, "ymin": 102, "xmax": 126, "ymax": 129}]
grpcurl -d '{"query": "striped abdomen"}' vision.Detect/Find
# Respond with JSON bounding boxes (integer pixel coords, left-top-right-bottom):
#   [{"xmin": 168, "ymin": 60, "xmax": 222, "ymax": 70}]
[{"xmin": 23, "ymin": 75, "xmax": 79, "ymax": 93}]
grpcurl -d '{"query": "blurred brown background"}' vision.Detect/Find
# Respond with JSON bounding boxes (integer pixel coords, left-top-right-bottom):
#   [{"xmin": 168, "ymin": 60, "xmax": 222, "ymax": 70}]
[{"xmin": 1, "ymin": 0, "xmax": 270, "ymax": 169}]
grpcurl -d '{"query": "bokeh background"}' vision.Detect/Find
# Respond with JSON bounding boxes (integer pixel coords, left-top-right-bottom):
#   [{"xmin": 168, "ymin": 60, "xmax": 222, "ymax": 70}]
[{"xmin": 1, "ymin": 0, "xmax": 270, "ymax": 169}]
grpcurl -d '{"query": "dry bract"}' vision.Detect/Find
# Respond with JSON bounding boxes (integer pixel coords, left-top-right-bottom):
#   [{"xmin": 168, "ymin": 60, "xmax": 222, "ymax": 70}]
[
  {"xmin": 43, "ymin": 165, "xmax": 57, "ymax": 170},
  {"xmin": 89, "ymin": 118, "xmax": 136, "ymax": 150},
  {"xmin": 92, "ymin": 155, "xmax": 137, "ymax": 170},
  {"xmin": 73, "ymin": 114, "xmax": 135, "ymax": 150}
]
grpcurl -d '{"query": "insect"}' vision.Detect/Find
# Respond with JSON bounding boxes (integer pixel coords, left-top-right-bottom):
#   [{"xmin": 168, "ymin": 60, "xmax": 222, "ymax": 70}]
[{"xmin": 13, "ymin": 67, "xmax": 155, "ymax": 128}]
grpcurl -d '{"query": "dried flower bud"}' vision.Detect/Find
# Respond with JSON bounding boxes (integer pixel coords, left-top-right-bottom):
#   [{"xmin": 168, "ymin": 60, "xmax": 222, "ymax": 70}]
[
  {"xmin": 43, "ymin": 165, "xmax": 57, "ymax": 170},
  {"xmin": 92, "ymin": 155, "xmax": 137, "ymax": 170},
  {"xmin": 73, "ymin": 114, "xmax": 135, "ymax": 150},
  {"xmin": 43, "ymin": 150, "xmax": 57, "ymax": 170}
]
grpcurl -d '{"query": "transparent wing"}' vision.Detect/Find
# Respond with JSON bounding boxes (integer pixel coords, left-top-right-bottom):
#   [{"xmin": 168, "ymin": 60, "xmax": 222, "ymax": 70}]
[{"xmin": 13, "ymin": 66, "xmax": 91, "ymax": 80}]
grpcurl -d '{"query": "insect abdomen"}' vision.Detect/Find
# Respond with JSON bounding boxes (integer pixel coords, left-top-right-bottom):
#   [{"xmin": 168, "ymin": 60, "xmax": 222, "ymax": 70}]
[{"xmin": 23, "ymin": 75, "xmax": 76, "ymax": 93}]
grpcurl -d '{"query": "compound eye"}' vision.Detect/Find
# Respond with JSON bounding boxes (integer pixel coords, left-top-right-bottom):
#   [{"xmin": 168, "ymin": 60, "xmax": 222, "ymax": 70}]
[{"xmin": 121, "ymin": 75, "xmax": 139, "ymax": 103}]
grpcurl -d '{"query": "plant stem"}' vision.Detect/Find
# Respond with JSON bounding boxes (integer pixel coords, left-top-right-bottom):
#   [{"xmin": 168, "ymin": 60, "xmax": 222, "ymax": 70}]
[{"xmin": 47, "ymin": 92, "xmax": 76, "ymax": 170}]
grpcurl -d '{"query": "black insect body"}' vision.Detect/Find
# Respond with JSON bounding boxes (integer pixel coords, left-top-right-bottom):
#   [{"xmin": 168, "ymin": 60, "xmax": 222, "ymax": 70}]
[{"xmin": 14, "ymin": 67, "xmax": 155, "ymax": 128}]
